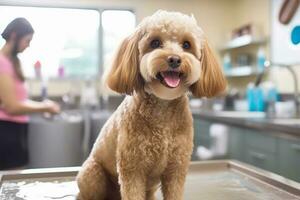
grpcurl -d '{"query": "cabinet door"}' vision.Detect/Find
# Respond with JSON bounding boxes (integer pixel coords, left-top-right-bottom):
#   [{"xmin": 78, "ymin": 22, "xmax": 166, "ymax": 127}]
[
  {"xmin": 228, "ymin": 127, "xmax": 246, "ymax": 162},
  {"xmin": 193, "ymin": 118, "xmax": 211, "ymax": 148},
  {"xmin": 244, "ymin": 130, "xmax": 279, "ymax": 173},
  {"xmin": 192, "ymin": 118, "xmax": 212, "ymax": 160},
  {"xmin": 278, "ymin": 138, "xmax": 300, "ymax": 182}
]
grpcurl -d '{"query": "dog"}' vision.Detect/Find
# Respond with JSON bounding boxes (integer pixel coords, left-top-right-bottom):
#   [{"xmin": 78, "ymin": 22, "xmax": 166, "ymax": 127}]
[{"xmin": 76, "ymin": 10, "xmax": 226, "ymax": 200}]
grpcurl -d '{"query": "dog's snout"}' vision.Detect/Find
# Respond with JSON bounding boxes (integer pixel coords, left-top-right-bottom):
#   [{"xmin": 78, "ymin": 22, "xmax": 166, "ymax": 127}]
[{"xmin": 167, "ymin": 55, "xmax": 181, "ymax": 68}]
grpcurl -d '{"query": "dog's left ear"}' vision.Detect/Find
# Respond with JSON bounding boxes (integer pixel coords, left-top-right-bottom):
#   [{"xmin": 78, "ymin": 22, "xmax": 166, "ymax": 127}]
[
  {"xmin": 190, "ymin": 39, "xmax": 227, "ymax": 98},
  {"xmin": 105, "ymin": 31, "xmax": 142, "ymax": 95}
]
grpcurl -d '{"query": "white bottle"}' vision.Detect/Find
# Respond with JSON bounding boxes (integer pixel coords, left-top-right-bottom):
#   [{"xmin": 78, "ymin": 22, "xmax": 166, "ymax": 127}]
[
  {"xmin": 257, "ymin": 47, "xmax": 265, "ymax": 72},
  {"xmin": 80, "ymin": 80, "xmax": 99, "ymax": 108}
]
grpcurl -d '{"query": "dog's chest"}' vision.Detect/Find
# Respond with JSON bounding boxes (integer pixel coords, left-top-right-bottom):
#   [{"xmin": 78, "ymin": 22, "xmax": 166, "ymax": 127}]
[{"xmin": 138, "ymin": 127, "xmax": 174, "ymax": 176}]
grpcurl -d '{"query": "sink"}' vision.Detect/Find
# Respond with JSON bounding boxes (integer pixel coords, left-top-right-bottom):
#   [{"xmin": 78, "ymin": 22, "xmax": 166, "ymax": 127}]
[
  {"xmin": 90, "ymin": 110, "xmax": 112, "ymax": 150},
  {"xmin": 28, "ymin": 110, "xmax": 84, "ymax": 168},
  {"xmin": 30, "ymin": 109, "xmax": 83, "ymax": 123},
  {"xmin": 269, "ymin": 118, "xmax": 300, "ymax": 127}
]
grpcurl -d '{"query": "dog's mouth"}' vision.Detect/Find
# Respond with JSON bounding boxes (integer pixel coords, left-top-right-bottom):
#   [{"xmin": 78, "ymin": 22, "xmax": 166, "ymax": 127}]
[{"xmin": 156, "ymin": 70, "xmax": 184, "ymax": 88}]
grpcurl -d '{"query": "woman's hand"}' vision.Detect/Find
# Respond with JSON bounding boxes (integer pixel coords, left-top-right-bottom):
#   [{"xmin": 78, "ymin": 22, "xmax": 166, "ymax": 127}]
[{"xmin": 43, "ymin": 100, "xmax": 61, "ymax": 114}]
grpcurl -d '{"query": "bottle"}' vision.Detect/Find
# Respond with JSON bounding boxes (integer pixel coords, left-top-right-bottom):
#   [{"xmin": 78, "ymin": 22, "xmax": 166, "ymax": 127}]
[
  {"xmin": 247, "ymin": 83, "xmax": 255, "ymax": 111},
  {"xmin": 255, "ymin": 86, "xmax": 265, "ymax": 112},
  {"xmin": 58, "ymin": 65, "xmax": 65, "ymax": 78},
  {"xmin": 263, "ymin": 82, "xmax": 278, "ymax": 118},
  {"xmin": 223, "ymin": 53, "xmax": 232, "ymax": 73},
  {"xmin": 41, "ymin": 77, "xmax": 48, "ymax": 101},
  {"xmin": 34, "ymin": 60, "xmax": 42, "ymax": 79},
  {"xmin": 256, "ymin": 47, "xmax": 265, "ymax": 72},
  {"xmin": 80, "ymin": 80, "xmax": 99, "ymax": 108},
  {"xmin": 247, "ymin": 83, "xmax": 265, "ymax": 112}
]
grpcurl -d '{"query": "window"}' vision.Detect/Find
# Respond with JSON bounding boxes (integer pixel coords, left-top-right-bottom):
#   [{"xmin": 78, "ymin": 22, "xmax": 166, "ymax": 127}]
[
  {"xmin": 102, "ymin": 10, "xmax": 136, "ymax": 72},
  {"xmin": 0, "ymin": 6, "xmax": 136, "ymax": 79}
]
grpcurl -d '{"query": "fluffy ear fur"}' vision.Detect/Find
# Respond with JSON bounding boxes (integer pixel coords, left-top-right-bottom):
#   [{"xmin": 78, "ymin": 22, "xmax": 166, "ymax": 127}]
[
  {"xmin": 190, "ymin": 39, "xmax": 227, "ymax": 98},
  {"xmin": 106, "ymin": 32, "xmax": 143, "ymax": 95}
]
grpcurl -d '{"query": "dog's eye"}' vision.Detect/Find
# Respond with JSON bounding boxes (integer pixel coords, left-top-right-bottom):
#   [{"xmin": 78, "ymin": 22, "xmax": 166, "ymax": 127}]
[
  {"xmin": 182, "ymin": 41, "xmax": 191, "ymax": 49},
  {"xmin": 150, "ymin": 39, "xmax": 162, "ymax": 49}
]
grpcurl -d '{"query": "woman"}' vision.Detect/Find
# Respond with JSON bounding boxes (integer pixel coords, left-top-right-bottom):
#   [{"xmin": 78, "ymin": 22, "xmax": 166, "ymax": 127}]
[{"xmin": 0, "ymin": 18, "xmax": 60, "ymax": 170}]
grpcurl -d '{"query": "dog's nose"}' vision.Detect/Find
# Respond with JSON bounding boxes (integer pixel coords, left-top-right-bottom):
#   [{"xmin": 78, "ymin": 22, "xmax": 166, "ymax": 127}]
[{"xmin": 167, "ymin": 55, "xmax": 181, "ymax": 68}]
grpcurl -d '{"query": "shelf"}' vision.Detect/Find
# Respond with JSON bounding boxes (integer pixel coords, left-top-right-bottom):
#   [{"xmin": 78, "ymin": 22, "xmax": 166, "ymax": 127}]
[
  {"xmin": 219, "ymin": 35, "xmax": 266, "ymax": 51},
  {"xmin": 224, "ymin": 66, "xmax": 260, "ymax": 77}
]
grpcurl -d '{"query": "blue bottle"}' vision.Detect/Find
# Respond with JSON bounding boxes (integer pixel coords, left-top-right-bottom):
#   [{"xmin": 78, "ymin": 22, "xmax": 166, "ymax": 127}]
[
  {"xmin": 254, "ymin": 87, "xmax": 265, "ymax": 111},
  {"xmin": 247, "ymin": 84, "xmax": 256, "ymax": 111},
  {"xmin": 247, "ymin": 84, "xmax": 265, "ymax": 111}
]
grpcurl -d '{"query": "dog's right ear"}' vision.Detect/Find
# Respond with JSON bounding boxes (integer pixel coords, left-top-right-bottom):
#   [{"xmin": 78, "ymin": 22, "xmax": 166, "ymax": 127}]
[{"xmin": 105, "ymin": 31, "xmax": 142, "ymax": 95}]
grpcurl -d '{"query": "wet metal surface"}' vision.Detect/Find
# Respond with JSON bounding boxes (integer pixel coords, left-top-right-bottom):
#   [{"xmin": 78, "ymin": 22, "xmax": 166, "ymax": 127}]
[{"xmin": 0, "ymin": 161, "xmax": 299, "ymax": 200}]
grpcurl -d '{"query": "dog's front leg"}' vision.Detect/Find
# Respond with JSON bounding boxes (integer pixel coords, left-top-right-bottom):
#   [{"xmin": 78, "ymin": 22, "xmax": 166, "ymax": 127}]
[
  {"xmin": 117, "ymin": 146, "xmax": 146, "ymax": 200},
  {"xmin": 118, "ymin": 168, "xmax": 146, "ymax": 200},
  {"xmin": 161, "ymin": 161, "xmax": 189, "ymax": 200},
  {"xmin": 161, "ymin": 133, "xmax": 192, "ymax": 200}
]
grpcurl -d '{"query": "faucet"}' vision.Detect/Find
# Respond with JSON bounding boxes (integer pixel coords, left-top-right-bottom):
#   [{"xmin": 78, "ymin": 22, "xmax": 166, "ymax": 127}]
[{"xmin": 264, "ymin": 61, "xmax": 300, "ymax": 117}]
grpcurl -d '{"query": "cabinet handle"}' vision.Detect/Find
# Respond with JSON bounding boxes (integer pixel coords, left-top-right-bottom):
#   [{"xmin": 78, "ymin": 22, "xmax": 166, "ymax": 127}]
[
  {"xmin": 291, "ymin": 144, "xmax": 300, "ymax": 151},
  {"xmin": 249, "ymin": 151, "xmax": 266, "ymax": 160}
]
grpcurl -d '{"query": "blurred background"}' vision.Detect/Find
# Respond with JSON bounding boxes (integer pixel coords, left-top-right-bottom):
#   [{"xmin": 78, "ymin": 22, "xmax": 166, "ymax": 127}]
[{"xmin": 0, "ymin": 0, "xmax": 299, "ymax": 183}]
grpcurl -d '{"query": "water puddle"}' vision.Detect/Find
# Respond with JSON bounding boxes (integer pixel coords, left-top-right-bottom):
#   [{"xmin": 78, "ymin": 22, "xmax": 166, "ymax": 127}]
[{"xmin": 0, "ymin": 177, "xmax": 78, "ymax": 200}]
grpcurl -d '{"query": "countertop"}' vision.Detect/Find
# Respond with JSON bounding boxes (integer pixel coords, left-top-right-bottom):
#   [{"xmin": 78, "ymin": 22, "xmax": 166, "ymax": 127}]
[{"xmin": 192, "ymin": 109, "xmax": 300, "ymax": 139}]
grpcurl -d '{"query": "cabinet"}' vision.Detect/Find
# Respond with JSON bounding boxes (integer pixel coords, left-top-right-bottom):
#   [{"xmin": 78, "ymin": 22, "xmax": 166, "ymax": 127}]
[
  {"xmin": 193, "ymin": 118, "xmax": 211, "ymax": 148},
  {"xmin": 227, "ymin": 126, "xmax": 300, "ymax": 182},
  {"xmin": 228, "ymin": 127, "xmax": 246, "ymax": 162},
  {"xmin": 192, "ymin": 117, "xmax": 211, "ymax": 160},
  {"xmin": 193, "ymin": 117, "xmax": 300, "ymax": 182},
  {"xmin": 278, "ymin": 139, "xmax": 300, "ymax": 180},
  {"xmin": 244, "ymin": 130, "xmax": 279, "ymax": 173},
  {"xmin": 245, "ymin": 147, "xmax": 278, "ymax": 173}
]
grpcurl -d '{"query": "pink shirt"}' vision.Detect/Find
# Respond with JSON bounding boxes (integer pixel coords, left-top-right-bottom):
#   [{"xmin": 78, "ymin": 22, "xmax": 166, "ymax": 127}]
[{"xmin": 0, "ymin": 54, "xmax": 29, "ymax": 123}]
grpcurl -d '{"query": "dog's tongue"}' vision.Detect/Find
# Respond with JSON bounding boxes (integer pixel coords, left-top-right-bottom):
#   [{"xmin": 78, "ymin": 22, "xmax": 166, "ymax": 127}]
[{"xmin": 161, "ymin": 71, "xmax": 181, "ymax": 88}]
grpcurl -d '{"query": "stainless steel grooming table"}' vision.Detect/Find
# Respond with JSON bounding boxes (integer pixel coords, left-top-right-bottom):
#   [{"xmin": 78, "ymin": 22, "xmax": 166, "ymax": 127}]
[{"xmin": 1, "ymin": 160, "xmax": 299, "ymax": 200}]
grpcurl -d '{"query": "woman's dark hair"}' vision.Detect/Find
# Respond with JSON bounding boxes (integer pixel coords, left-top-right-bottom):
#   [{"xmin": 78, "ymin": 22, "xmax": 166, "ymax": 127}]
[{"xmin": 1, "ymin": 18, "xmax": 34, "ymax": 81}]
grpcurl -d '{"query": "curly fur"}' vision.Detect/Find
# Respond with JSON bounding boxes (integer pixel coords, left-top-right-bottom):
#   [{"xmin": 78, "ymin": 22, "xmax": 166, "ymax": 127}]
[{"xmin": 76, "ymin": 10, "xmax": 226, "ymax": 200}]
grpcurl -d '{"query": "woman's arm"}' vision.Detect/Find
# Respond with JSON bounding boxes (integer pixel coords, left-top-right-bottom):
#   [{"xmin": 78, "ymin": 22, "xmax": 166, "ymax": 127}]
[{"xmin": 0, "ymin": 74, "xmax": 60, "ymax": 115}]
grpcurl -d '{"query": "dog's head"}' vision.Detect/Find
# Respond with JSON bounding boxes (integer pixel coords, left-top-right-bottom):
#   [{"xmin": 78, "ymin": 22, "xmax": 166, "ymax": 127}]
[{"xmin": 106, "ymin": 10, "xmax": 227, "ymax": 100}]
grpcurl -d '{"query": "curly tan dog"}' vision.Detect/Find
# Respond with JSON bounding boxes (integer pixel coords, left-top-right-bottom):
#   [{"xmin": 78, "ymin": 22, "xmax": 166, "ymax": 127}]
[{"xmin": 76, "ymin": 10, "xmax": 226, "ymax": 200}]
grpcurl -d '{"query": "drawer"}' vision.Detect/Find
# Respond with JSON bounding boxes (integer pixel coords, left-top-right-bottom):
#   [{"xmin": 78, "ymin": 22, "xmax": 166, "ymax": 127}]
[
  {"xmin": 245, "ymin": 130, "xmax": 278, "ymax": 154},
  {"xmin": 245, "ymin": 148, "xmax": 278, "ymax": 173},
  {"xmin": 197, "ymin": 120, "xmax": 210, "ymax": 136},
  {"xmin": 193, "ymin": 119, "xmax": 211, "ymax": 147},
  {"xmin": 278, "ymin": 139, "xmax": 300, "ymax": 182}
]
